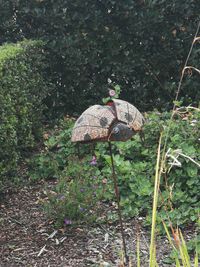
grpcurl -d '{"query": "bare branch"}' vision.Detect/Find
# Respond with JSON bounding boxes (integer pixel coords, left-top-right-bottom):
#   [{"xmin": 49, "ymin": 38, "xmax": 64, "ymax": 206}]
[
  {"xmin": 183, "ymin": 66, "xmax": 200, "ymax": 75},
  {"xmin": 174, "ymin": 21, "xmax": 200, "ymax": 108},
  {"xmin": 193, "ymin": 36, "xmax": 200, "ymax": 43}
]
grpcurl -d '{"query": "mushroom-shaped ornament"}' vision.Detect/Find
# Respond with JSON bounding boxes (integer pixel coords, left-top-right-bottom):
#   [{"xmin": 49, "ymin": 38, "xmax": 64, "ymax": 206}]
[
  {"xmin": 71, "ymin": 99, "xmax": 144, "ymax": 263},
  {"xmin": 71, "ymin": 99, "xmax": 144, "ymax": 143}
]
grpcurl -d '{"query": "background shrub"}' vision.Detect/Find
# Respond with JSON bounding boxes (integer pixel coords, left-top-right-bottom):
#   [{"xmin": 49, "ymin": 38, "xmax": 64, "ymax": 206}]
[
  {"xmin": 0, "ymin": 40, "xmax": 52, "ymax": 189},
  {"xmin": 0, "ymin": 1, "xmax": 199, "ymax": 116}
]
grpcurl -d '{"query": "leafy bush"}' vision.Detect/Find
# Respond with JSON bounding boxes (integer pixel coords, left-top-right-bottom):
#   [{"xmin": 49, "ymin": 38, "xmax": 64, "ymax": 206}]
[
  {"xmin": 32, "ymin": 109, "xmax": 200, "ymax": 227},
  {"xmin": 0, "ymin": 40, "xmax": 52, "ymax": 189}
]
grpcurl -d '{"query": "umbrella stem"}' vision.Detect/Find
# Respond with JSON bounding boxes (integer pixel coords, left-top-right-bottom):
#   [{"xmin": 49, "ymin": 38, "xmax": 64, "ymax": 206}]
[{"xmin": 108, "ymin": 142, "xmax": 128, "ymax": 264}]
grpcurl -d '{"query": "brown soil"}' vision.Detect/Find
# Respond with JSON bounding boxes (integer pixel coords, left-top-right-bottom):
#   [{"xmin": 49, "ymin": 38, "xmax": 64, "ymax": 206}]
[{"xmin": 0, "ymin": 181, "xmax": 195, "ymax": 267}]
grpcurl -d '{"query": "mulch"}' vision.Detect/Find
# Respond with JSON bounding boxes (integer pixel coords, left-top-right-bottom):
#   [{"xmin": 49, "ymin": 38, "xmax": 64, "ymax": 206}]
[{"xmin": 0, "ymin": 181, "xmax": 194, "ymax": 267}]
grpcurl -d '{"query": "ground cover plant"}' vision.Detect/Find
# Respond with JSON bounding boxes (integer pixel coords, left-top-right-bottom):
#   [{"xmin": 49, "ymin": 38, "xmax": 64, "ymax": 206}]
[
  {"xmin": 44, "ymin": 155, "xmax": 106, "ymax": 227},
  {"xmin": 31, "ymin": 107, "xmax": 200, "ymax": 230}
]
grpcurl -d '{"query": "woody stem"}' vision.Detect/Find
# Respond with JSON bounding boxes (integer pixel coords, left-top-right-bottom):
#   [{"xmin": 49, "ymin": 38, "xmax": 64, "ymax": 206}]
[{"xmin": 108, "ymin": 142, "xmax": 128, "ymax": 263}]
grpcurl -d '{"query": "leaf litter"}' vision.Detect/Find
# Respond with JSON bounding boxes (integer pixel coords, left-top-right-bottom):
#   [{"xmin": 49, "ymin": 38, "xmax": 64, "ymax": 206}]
[{"xmin": 0, "ymin": 181, "xmax": 196, "ymax": 267}]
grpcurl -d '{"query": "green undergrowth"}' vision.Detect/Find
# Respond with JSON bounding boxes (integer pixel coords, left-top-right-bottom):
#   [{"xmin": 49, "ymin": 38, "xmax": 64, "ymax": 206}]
[
  {"xmin": 30, "ymin": 108, "xmax": 200, "ymax": 228},
  {"xmin": 44, "ymin": 156, "xmax": 106, "ymax": 227}
]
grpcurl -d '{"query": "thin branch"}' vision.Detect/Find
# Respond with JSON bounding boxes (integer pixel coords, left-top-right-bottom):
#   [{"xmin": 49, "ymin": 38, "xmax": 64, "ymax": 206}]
[
  {"xmin": 184, "ymin": 66, "xmax": 200, "ymax": 75},
  {"xmin": 178, "ymin": 152, "xmax": 200, "ymax": 168},
  {"xmin": 193, "ymin": 36, "xmax": 200, "ymax": 43},
  {"xmin": 176, "ymin": 105, "xmax": 200, "ymax": 112},
  {"xmin": 161, "ymin": 21, "xmax": 200, "ymax": 163},
  {"xmin": 173, "ymin": 21, "xmax": 200, "ymax": 109}
]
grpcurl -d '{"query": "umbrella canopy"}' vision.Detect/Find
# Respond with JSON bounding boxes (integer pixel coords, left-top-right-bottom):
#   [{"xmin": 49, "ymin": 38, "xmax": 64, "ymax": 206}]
[{"xmin": 71, "ymin": 99, "xmax": 144, "ymax": 143}]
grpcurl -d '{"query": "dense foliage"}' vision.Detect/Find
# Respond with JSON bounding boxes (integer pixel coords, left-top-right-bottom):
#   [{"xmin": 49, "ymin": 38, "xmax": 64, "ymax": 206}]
[
  {"xmin": 31, "ymin": 109, "xmax": 200, "ymax": 227},
  {"xmin": 0, "ymin": 1, "xmax": 200, "ymax": 115},
  {"xmin": 0, "ymin": 40, "xmax": 52, "ymax": 189}
]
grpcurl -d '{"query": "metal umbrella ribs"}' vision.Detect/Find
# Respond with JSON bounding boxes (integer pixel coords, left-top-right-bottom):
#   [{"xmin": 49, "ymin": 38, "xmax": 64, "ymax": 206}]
[{"xmin": 71, "ymin": 99, "xmax": 144, "ymax": 263}]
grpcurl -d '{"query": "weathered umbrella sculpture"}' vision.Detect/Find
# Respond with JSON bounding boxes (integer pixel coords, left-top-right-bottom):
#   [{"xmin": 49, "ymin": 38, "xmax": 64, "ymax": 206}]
[{"xmin": 71, "ymin": 98, "xmax": 145, "ymax": 263}]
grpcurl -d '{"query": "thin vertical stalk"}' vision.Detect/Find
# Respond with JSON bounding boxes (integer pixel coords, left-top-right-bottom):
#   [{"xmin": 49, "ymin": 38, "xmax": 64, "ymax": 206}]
[
  {"xmin": 149, "ymin": 133, "xmax": 162, "ymax": 267},
  {"xmin": 108, "ymin": 141, "xmax": 128, "ymax": 264},
  {"xmin": 137, "ymin": 234, "xmax": 140, "ymax": 267},
  {"xmin": 194, "ymin": 249, "xmax": 198, "ymax": 267},
  {"xmin": 161, "ymin": 21, "xmax": 200, "ymax": 164},
  {"xmin": 174, "ymin": 21, "xmax": 200, "ymax": 106}
]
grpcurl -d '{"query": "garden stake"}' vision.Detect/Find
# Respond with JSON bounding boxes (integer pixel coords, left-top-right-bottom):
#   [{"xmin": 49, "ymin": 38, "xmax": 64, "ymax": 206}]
[
  {"xmin": 71, "ymin": 98, "xmax": 145, "ymax": 265},
  {"xmin": 108, "ymin": 141, "xmax": 128, "ymax": 264}
]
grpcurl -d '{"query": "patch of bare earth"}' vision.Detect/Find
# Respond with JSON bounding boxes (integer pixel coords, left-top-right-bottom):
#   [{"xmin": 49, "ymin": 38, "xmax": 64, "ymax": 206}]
[{"xmin": 0, "ymin": 181, "xmax": 194, "ymax": 267}]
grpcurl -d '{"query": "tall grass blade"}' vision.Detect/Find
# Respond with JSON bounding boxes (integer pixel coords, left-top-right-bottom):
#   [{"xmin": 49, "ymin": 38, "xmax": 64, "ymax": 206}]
[
  {"xmin": 137, "ymin": 234, "xmax": 140, "ymax": 267},
  {"xmin": 162, "ymin": 221, "xmax": 182, "ymax": 266},
  {"xmin": 175, "ymin": 258, "xmax": 181, "ymax": 267},
  {"xmin": 162, "ymin": 221, "xmax": 177, "ymax": 251},
  {"xmin": 149, "ymin": 133, "xmax": 162, "ymax": 267},
  {"xmin": 179, "ymin": 231, "xmax": 191, "ymax": 267},
  {"xmin": 194, "ymin": 249, "xmax": 198, "ymax": 267}
]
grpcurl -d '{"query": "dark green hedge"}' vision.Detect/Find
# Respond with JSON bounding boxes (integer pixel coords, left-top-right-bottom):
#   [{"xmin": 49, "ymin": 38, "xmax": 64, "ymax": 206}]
[
  {"xmin": 0, "ymin": 40, "xmax": 51, "ymax": 188},
  {"xmin": 0, "ymin": 1, "xmax": 199, "ymax": 115}
]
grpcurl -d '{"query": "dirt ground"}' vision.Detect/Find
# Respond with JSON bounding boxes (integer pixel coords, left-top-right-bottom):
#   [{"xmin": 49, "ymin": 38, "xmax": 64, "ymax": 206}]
[{"xmin": 0, "ymin": 181, "xmax": 195, "ymax": 267}]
